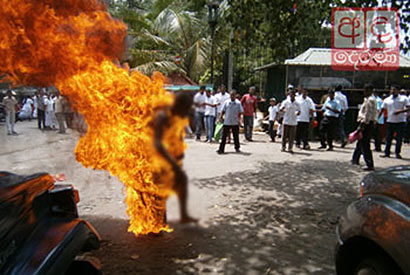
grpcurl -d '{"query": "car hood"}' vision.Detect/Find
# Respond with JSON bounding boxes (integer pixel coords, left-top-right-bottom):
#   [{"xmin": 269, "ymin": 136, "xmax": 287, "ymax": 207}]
[{"xmin": 362, "ymin": 166, "xmax": 410, "ymax": 206}]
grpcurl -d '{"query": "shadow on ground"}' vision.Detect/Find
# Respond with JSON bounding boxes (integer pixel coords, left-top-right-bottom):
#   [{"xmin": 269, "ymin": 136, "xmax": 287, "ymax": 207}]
[{"xmin": 83, "ymin": 159, "xmax": 363, "ymax": 275}]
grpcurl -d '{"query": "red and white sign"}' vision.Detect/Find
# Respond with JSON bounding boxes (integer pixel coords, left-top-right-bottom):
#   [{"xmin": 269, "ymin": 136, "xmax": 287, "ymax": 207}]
[{"xmin": 331, "ymin": 7, "xmax": 399, "ymax": 71}]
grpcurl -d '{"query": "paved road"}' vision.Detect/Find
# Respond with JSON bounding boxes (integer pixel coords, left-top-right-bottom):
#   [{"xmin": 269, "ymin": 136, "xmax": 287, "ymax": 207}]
[{"xmin": 1, "ymin": 121, "xmax": 409, "ymax": 274}]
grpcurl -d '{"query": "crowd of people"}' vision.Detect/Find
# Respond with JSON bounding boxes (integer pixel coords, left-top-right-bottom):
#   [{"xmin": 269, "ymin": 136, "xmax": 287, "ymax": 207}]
[
  {"xmin": 4, "ymin": 82, "xmax": 410, "ymax": 172},
  {"xmin": 193, "ymin": 85, "xmax": 257, "ymax": 154},
  {"xmin": 1, "ymin": 87, "xmax": 75, "ymax": 136},
  {"xmin": 192, "ymin": 83, "xmax": 410, "ymax": 170}
]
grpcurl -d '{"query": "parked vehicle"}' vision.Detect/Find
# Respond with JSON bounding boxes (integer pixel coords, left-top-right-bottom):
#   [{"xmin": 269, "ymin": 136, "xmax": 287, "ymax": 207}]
[
  {"xmin": 0, "ymin": 171, "xmax": 101, "ymax": 274},
  {"xmin": 335, "ymin": 166, "xmax": 410, "ymax": 275}
]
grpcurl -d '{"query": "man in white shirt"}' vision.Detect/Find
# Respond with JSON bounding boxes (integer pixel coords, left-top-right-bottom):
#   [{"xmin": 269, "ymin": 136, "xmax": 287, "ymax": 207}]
[
  {"xmin": 335, "ymin": 85, "xmax": 348, "ymax": 147},
  {"xmin": 319, "ymin": 89, "xmax": 341, "ymax": 151},
  {"xmin": 214, "ymin": 84, "xmax": 230, "ymax": 120},
  {"xmin": 217, "ymin": 90, "xmax": 244, "ymax": 154},
  {"xmin": 263, "ymin": 98, "xmax": 279, "ymax": 142},
  {"xmin": 280, "ymin": 90, "xmax": 300, "ymax": 153},
  {"xmin": 44, "ymin": 93, "xmax": 56, "ymax": 129},
  {"xmin": 379, "ymin": 85, "xmax": 410, "ymax": 159},
  {"xmin": 296, "ymin": 88, "xmax": 315, "ymax": 149},
  {"xmin": 193, "ymin": 86, "xmax": 206, "ymax": 141},
  {"xmin": 204, "ymin": 89, "xmax": 217, "ymax": 142}
]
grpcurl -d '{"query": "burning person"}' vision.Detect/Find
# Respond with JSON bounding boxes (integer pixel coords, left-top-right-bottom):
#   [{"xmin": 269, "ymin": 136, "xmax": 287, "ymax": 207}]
[
  {"xmin": 153, "ymin": 92, "xmax": 197, "ymax": 224},
  {"xmin": 0, "ymin": 0, "xmax": 194, "ymax": 236}
]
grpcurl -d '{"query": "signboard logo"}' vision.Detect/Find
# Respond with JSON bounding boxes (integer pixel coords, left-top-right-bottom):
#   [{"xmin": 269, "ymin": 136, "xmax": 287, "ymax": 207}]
[{"xmin": 331, "ymin": 7, "xmax": 399, "ymax": 71}]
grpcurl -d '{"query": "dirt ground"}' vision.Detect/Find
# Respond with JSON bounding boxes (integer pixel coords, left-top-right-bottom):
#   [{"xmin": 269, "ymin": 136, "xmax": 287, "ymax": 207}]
[{"xmin": 1, "ymin": 121, "xmax": 410, "ymax": 274}]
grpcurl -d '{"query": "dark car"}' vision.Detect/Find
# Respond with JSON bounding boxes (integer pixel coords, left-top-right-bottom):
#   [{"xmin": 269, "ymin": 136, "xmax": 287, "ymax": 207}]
[
  {"xmin": 0, "ymin": 171, "xmax": 101, "ymax": 274},
  {"xmin": 335, "ymin": 166, "xmax": 410, "ymax": 275}
]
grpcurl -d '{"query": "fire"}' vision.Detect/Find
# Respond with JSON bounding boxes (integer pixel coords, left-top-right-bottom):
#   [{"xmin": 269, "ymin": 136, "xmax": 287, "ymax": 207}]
[{"xmin": 0, "ymin": 0, "xmax": 188, "ymax": 235}]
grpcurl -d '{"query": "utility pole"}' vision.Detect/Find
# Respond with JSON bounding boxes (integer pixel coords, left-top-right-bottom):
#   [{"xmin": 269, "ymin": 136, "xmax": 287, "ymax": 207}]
[
  {"xmin": 228, "ymin": 30, "xmax": 233, "ymax": 91},
  {"xmin": 207, "ymin": 1, "xmax": 219, "ymax": 88}
]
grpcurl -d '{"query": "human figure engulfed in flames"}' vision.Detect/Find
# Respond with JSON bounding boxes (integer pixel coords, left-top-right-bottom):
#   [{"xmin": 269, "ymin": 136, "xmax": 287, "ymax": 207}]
[
  {"xmin": 153, "ymin": 92, "xmax": 198, "ymax": 224},
  {"xmin": 0, "ymin": 0, "xmax": 196, "ymax": 235}
]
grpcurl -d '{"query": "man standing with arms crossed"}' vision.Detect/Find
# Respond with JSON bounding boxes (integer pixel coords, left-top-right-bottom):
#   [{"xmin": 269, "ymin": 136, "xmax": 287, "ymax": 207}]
[
  {"xmin": 193, "ymin": 86, "xmax": 206, "ymax": 141},
  {"xmin": 241, "ymin": 86, "xmax": 257, "ymax": 141},
  {"xmin": 217, "ymin": 90, "xmax": 243, "ymax": 154}
]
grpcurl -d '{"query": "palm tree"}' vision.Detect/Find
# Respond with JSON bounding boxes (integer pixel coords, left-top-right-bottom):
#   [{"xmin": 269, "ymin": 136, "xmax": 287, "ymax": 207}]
[{"xmin": 110, "ymin": 0, "xmax": 211, "ymax": 82}]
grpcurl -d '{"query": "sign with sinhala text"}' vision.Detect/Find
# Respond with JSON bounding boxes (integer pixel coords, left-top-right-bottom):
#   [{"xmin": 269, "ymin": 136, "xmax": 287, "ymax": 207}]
[{"xmin": 331, "ymin": 7, "xmax": 399, "ymax": 71}]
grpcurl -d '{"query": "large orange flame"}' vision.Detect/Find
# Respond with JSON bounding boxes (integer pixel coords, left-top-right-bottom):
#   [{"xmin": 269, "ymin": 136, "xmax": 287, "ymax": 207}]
[{"xmin": 0, "ymin": 0, "xmax": 188, "ymax": 235}]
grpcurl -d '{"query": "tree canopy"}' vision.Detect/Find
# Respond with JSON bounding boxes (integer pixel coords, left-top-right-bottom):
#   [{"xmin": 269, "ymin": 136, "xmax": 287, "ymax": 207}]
[{"xmin": 108, "ymin": 0, "xmax": 410, "ymax": 88}]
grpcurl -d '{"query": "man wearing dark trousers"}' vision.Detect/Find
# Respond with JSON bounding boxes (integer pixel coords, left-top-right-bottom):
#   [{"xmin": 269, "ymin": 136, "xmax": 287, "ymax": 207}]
[
  {"xmin": 36, "ymin": 89, "xmax": 46, "ymax": 130},
  {"xmin": 241, "ymin": 86, "xmax": 257, "ymax": 141},
  {"xmin": 352, "ymin": 84, "xmax": 377, "ymax": 171},
  {"xmin": 335, "ymin": 85, "xmax": 348, "ymax": 147},
  {"xmin": 373, "ymin": 92, "xmax": 384, "ymax": 152},
  {"xmin": 379, "ymin": 85, "xmax": 410, "ymax": 159},
  {"xmin": 318, "ymin": 89, "xmax": 341, "ymax": 151},
  {"xmin": 217, "ymin": 90, "xmax": 243, "ymax": 154}
]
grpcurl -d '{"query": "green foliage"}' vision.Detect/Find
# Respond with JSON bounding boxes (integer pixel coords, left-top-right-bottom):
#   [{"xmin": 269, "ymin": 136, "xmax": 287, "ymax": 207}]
[
  {"xmin": 108, "ymin": 0, "xmax": 410, "ymax": 89},
  {"xmin": 109, "ymin": 0, "xmax": 211, "ymax": 82},
  {"xmin": 224, "ymin": 0, "xmax": 400, "ymax": 91},
  {"xmin": 383, "ymin": 0, "xmax": 410, "ymax": 54},
  {"xmin": 227, "ymin": 0, "xmax": 380, "ymax": 62}
]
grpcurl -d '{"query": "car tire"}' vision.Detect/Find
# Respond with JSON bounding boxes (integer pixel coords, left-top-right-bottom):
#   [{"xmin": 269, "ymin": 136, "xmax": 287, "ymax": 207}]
[{"xmin": 354, "ymin": 255, "xmax": 403, "ymax": 275}]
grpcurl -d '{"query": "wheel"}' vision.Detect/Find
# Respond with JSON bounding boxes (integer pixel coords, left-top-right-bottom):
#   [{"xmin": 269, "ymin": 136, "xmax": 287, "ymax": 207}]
[{"xmin": 354, "ymin": 255, "xmax": 403, "ymax": 275}]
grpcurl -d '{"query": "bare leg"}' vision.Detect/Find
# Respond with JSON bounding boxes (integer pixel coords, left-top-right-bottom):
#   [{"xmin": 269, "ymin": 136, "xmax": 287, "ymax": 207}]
[{"xmin": 174, "ymin": 180, "xmax": 198, "ymax": 223}]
